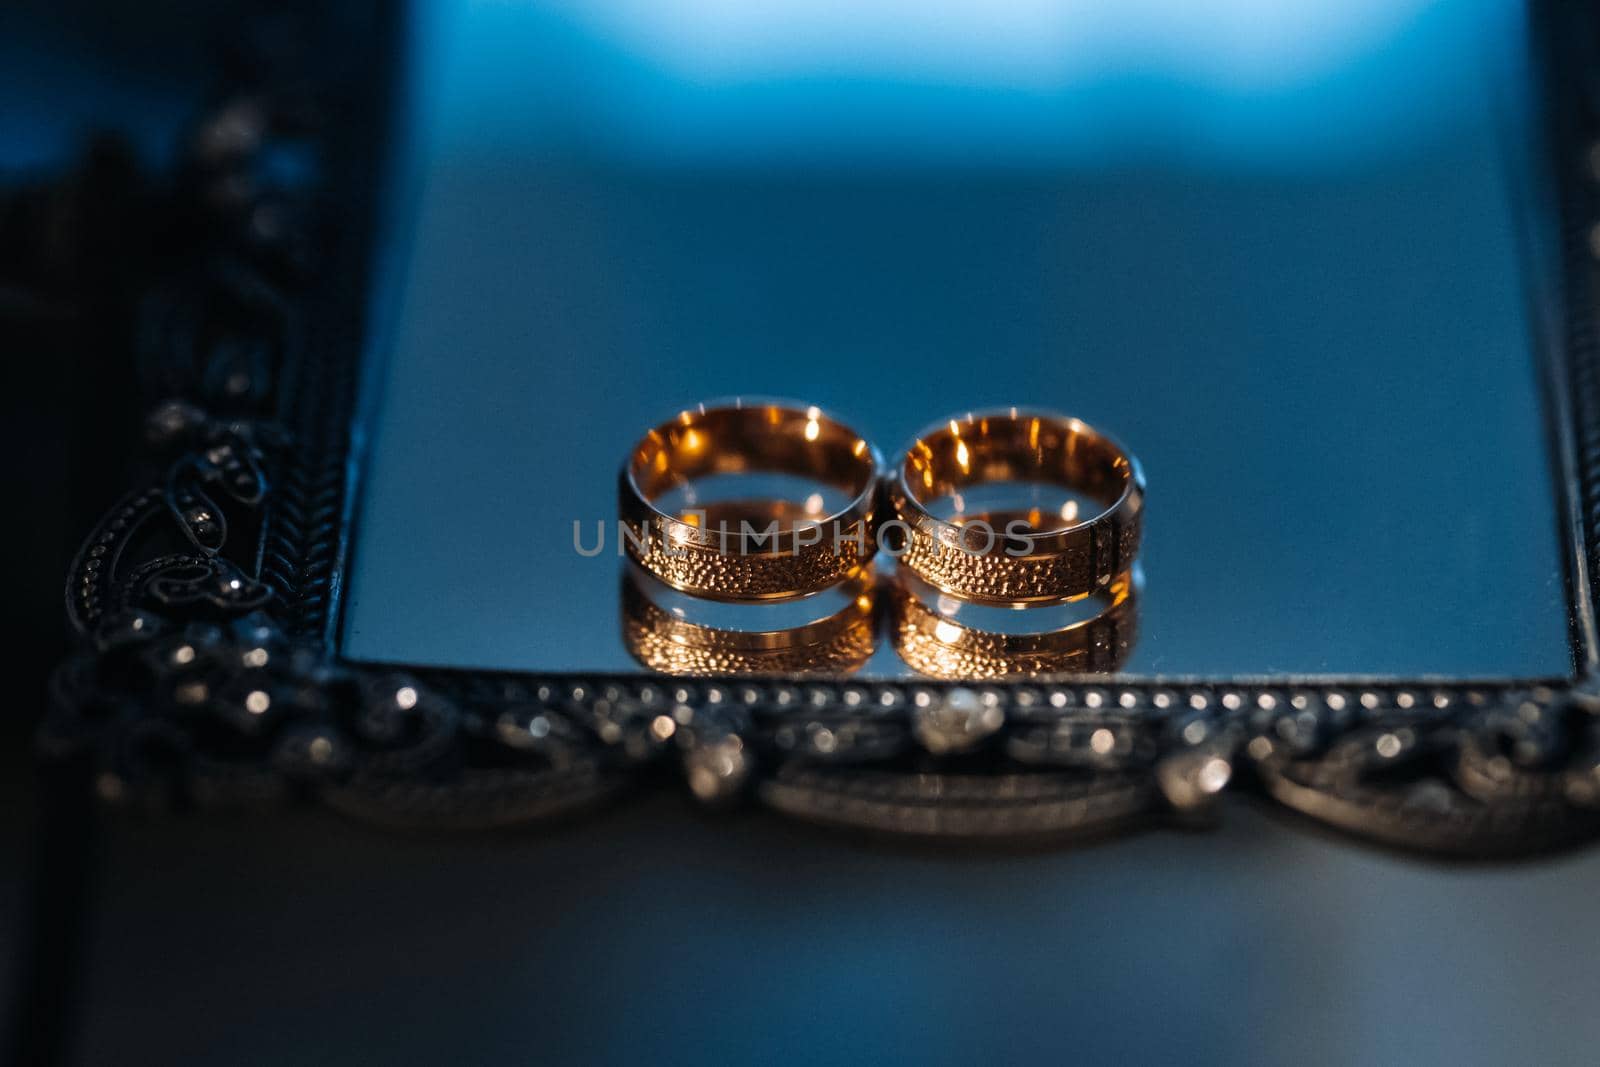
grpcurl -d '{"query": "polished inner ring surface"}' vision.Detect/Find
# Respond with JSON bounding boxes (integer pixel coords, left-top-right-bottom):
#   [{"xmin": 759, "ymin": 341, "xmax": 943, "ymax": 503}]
[
  {"xmin": 621, "ymin": 564, "xmax": 878, "ymax": 676},
  {"xmin": 890, "ymin": 567, "xmax": 1140, "ymax": 680},
  {"xmin": 890, "ymin": 410, "xmax": 1144, "ymax": 605},
  {"xmin": 620, "ymin": 400, "xmax": 881, "ymax": 602}
]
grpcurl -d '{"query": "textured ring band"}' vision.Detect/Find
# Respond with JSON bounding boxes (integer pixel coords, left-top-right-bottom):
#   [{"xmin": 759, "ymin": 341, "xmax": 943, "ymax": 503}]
[
  {"xmin": 619, "ymin": 399, "xmax": 882, "ymax": 602},
  {"xmin": 888, "ymin": 409, "xmax": 1144, "ymax": 605}
]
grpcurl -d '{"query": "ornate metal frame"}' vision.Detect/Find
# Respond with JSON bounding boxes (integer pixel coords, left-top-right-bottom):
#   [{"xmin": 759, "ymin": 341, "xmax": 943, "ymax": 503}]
[{"xmin": 43, "ymin": 2, "xmax": 1600, "ymax": 857}]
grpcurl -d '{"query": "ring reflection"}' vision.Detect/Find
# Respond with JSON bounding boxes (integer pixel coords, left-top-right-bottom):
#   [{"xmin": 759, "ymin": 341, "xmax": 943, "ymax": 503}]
[
  {"xmin": 890, "ymin": 566, "xmax": 1141, "ymax": 680},
  {"xmin": 621, "ymin": 563, "xmax": 878, "ymax": 676}
]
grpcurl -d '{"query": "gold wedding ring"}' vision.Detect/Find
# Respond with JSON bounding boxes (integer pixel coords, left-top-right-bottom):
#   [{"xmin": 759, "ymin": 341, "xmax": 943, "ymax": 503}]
[
  {"xmin": 888, "ymin": 410, "xmax": 1144, "ymax": 605},
  {"xmin": 890, "ymin": 567, "xmax": 1140, "ymax": 680},
  {"xmin": 620, "ymin": 400, "xmax": 882, "ymax": 602}
]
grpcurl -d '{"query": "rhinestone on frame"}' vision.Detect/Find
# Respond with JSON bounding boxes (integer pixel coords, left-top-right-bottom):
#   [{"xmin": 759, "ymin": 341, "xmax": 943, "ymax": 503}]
[
  {"xmin": 912, "ymin": 687, "xmax": 1004, "ymax": 755},
  {"xmin": 684, "ymin": 734, "xmax": 750, "ymax": 803}
]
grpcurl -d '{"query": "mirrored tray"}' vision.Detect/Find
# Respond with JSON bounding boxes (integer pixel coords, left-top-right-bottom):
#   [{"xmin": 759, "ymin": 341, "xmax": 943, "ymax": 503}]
[{"xmin": 48, "ymin": 0, "xmax": 1600, "ymax": 855}]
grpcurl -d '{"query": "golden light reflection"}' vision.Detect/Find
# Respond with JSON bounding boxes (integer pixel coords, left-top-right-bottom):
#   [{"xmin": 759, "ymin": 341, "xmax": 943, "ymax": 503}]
[
  {"xmin": 889, "ymin": 569, "xmax": 1140, "ymax": 680},
  {"xmin": 621, "ymin": 566, "xmax": 879, "ymax": 677}
]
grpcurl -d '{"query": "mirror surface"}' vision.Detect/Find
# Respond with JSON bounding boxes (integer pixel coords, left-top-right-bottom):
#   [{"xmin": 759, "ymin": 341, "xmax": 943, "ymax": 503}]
[{"xmin": 343, "ymin": 0, "xmax": 1571, "ymax": 679}]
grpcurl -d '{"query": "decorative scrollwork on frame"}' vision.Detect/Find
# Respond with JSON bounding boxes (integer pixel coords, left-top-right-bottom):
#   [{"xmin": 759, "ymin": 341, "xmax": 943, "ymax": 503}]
[
  {"xmin": 46, "ymin": 612, "xmax": 633, "ymax": 825},
  {"xmin": 1251, "ymin": 692, "xmax": 1600, "ymax": 856}
]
